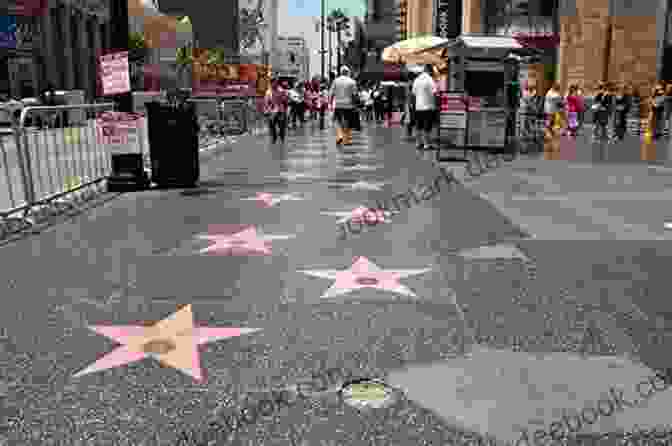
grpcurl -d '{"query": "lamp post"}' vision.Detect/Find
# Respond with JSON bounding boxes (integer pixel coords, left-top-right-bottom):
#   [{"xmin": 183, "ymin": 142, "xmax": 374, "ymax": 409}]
[{"xmin": 110, "ymin": 0, "xmax": 132, "ymax": 112}]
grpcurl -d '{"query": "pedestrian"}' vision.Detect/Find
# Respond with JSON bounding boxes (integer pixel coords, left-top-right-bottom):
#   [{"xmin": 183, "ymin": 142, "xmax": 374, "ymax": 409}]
[
  {"xmin": 364, "ymin": 86, "xmax": 374, "ymax": 122},
  {"xmin": 592, "ymin": 82, "xmax": 612, "ymax": 142},
  {"xmin": 665, "ymin": 82, "xmax": 672, "ymax": 136},
  {"xmin": 650, "ymin": 83, "xmax": 666, "ymax": 139},
  {"xmin": 613, "ymin": 83, "xmax": 632, "ymax": 141},
  {"xmin": 565, "ymin": 84, "xmax": 582, "ymax": 137},
  {"xmin": 382, "ymin": 85, "xmax": 393, "ymax": 126},
  {"xmin": 405, "ymin": 72, "xmax": 417, "ymax": 138},
  {"xmin": 576, "ymin": 84, "xmax": 585, "ymax": 133},
  {"xmin": 288, "ymin": 84, "xmax": 302, "ymax": 129},
  {"xmin": 373, "ymin": 85, "xmax": 384, "ymax": 122},
  {"xmin": 264, "ymin": 78, "xmax": 289, "ymax": 144},
  {"xmin": 359, "ymin": 87, "xmax": 370, "ymax": 122},
  {"xmin": 518, "ymin": 84, "xmax": 537, "ymax": 152},
  {"xmin": 412, "ymin": 64, "xmax": 438, "ymax": 151},
  {"xmin": 329, "ymin": 66, "xmax": 357, "ymax": 145},
  {"xmin": 544, "ymin": 82, "xmax": 564, "ymax": 139}
]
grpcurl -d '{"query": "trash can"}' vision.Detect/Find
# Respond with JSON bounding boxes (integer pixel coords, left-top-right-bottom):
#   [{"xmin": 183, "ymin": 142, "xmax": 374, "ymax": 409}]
[{"xmin": 145, "ymin": 101, "xmax": 200, "ymax": 188}]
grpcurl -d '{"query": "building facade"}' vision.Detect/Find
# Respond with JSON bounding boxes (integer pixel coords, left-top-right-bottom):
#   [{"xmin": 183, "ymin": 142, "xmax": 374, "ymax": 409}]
[{"xmin": 1, "ymin": 0, "xmax": 112, "ymax": 99}]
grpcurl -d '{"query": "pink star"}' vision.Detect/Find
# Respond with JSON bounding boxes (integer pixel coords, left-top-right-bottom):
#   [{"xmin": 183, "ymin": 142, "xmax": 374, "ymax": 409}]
[
  {"xmin": 73, "ymin": 305, "xmax": 261, "ymax": 382},
  {"xmin": 240, "ymin": 192, "xmax": 304, "ymax": 207},
  {"xmin": 321, "ymin": 206, "xmax": 392, "ymax": 225},
  {"xmin": 196, "ymin": 224, "xmax": 294, "ymax": 255},
  {"xmin": 299, "ymin": 256, "xmax": 431, "ymax": 299}
]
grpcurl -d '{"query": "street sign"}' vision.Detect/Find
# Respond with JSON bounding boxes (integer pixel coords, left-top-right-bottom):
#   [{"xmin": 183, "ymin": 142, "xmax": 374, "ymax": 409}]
[
  {"xmin": 100, "ymin": 51, "xmax": 131, "ymax": 96},
  {"xmin": 96, "ymin": 112, "xmax": 144, "ymax": 154}
]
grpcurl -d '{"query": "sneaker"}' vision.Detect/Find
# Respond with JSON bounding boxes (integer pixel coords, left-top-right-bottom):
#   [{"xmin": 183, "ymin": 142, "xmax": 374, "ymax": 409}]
[{"xmin": 416, "ymin": 144, "xmax": 425, "ymax": 150}]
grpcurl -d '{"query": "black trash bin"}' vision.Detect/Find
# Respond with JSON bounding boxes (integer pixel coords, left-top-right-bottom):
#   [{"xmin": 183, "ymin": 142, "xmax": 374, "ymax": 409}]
[{"xmin": 145, "ymin": 101, "xmax": 200, "ymax": 188}]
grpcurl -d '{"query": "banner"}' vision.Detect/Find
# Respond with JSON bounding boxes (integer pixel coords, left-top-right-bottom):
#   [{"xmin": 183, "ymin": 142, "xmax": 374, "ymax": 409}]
[
  {"xmin": 100, "ymin": 51, "xmax": 130, "ymax": 95},
  {"xmin": 0, "ymin": 16, "xmax": 16, "ymax": 48},
  {"xmin": 435, "ymin": 0, "xmax": 460, "ymax": 39}
]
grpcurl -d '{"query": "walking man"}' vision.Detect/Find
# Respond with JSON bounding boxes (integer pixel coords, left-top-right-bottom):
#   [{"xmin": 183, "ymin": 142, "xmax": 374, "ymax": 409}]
[
  {"xmin": 330, "ymin": 66, "xmax": 358, "ymax": 145},
  {"xmin": 264, "ymin": 79, "xmax": 289, "ymax": 144},
  {"xmin": 412, "ymin": 64, "xmax": 437, "ymax": 150}
]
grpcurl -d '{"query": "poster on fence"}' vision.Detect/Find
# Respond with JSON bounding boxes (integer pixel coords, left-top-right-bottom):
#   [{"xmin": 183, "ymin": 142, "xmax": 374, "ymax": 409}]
[
  {"xmin": 96, "ymin": 112, "xmax": 144, "ymax": 154},
  {"xmin": 100, "ymin": 51, "xmax": 130, "ymax": 96}
]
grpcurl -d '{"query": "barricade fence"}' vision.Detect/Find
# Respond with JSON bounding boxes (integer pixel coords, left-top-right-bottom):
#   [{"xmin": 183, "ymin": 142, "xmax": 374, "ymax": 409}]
[{"xmin": 0, "ymin": 103, "xmax": 118, "ymax": 226}]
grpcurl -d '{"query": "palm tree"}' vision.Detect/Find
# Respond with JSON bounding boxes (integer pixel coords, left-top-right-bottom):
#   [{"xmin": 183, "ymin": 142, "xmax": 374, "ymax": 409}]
[
  {"xmin": 175, "ymin": 44, "xmax": 193, "ymax": 89},
  {"xmin": 327, "ymin": 8, "xmax": 350, "ymax": 71},
  {"xmin": 128, "ymin": 31, "xmax": 148, "ymax": 89}
]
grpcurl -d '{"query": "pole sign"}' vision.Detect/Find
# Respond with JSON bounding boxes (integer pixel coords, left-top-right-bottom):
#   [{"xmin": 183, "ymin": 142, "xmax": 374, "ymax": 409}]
[
  {"xmin": 100, "ymin": 51, "xmax": 131, "ymax": 95},
  {"xmin": 435, "ymin": 0, "xmax": 460, "ymax": 39}
]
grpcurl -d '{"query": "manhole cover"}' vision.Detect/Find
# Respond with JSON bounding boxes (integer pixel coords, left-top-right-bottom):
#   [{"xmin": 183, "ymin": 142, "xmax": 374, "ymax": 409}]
[{"xmin": 339, "ymin": 378, "xmax": 401, "ymax": 410}]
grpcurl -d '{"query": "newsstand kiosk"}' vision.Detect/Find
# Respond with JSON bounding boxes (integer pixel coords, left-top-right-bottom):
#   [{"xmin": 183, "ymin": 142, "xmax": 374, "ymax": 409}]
[{"xmin": 434, "ymin": 35, "xmax": 535, "ymax": 167}]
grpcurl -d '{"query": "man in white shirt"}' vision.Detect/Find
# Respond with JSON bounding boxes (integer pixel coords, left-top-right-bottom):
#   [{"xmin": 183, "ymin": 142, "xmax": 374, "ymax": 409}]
[
  {"xmin": 412, "ymin": 64, "xmax": 437, "ymax": 150},
  {"xmin": 329, "ymin": 66, "xmax": 358, "ymax": 145}
]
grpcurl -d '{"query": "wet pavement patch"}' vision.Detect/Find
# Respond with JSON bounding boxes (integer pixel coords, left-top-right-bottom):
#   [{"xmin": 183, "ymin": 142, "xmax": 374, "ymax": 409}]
[{"xmin": 339, "ymin": 167, "xmax": 457, "ymax": 240}]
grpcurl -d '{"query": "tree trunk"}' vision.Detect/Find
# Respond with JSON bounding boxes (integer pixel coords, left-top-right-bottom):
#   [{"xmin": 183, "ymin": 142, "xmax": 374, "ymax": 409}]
[{"xmin": 337, "ymin": 28, "xmax": 342, "ymax": 71}]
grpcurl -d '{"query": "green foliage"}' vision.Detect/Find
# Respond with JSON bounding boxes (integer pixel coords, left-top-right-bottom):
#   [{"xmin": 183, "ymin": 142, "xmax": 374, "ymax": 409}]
[
  {"xmin": 544, "ymin": 63, "xmax": 556, "ymax": 82},
  {"xmin": 128, "ymin": 31, "xmax": 148, "ymax": 64}
]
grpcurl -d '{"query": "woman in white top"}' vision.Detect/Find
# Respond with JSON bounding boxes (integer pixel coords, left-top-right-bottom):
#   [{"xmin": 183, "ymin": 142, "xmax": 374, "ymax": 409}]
[{"xmin": 544, "ymin": 82, "xmax": 564, "ymax": 134}]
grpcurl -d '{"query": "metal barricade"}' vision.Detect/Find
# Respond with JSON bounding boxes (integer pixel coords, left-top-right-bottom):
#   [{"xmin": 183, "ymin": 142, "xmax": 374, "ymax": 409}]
[
  {"xmin": 245, "ymin": 98, "xmax": 267, "ymax": 136},
  {"xmin": 516, "ymin": 111, "xmax": 545, "ymax": 153},
  {"xmin": 3, "ymin": 103, "xmax": 116, "ymax": 224}
]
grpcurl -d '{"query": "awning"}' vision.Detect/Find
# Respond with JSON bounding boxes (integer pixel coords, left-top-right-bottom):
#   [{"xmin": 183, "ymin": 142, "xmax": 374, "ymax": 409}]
[{"xmin": 414, "ymin": 34, "xmax": 542, "ymax": 59}]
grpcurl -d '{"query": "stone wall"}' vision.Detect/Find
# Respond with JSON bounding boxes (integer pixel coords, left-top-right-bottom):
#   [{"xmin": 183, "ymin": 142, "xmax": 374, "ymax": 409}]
[{"xmin": 557, "ymin": 0, "xmax": 660, "ymax": 117}]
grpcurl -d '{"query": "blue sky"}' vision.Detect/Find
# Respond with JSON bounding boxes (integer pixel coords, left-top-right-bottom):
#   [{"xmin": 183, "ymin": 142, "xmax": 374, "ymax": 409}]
[{"xmin": 286, "ymin": 0, "xmax": 366, "ymax": 18}]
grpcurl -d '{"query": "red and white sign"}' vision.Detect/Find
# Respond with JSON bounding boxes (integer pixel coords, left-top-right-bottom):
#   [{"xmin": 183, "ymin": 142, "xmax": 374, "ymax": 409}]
[
  {"xmin": 440, "ymin": 93, "xmax": 467, "ymax": 130},
  {"xmin": 96, "ymin": 112, "xmax": 144, "ymax": 154},
  {"xmin": 100, "ymin": 51, "xmax": 130, "ymax": 96},
  {"xmin": 441, "ymin": 93, "xmax": 466, "ymax": 112},
  {"xmin": 467, "ymin": 97, "xmax": 482, "ymax": 112}
]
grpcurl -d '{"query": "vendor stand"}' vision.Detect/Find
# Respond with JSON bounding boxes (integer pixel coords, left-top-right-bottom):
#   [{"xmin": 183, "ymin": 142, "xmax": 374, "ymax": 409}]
[{"xmin": 416, "ymin": 35, "xmax": 539, "ymax": 164}]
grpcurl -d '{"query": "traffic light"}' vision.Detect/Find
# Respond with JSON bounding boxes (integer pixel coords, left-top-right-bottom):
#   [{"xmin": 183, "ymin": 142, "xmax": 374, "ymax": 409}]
[{"xmin": 399, "ymin": 0, "xmax": 407, "ymax": 40}]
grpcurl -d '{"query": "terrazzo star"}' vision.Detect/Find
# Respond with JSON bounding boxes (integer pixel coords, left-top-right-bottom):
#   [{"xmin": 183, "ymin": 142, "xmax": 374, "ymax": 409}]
[
  {"xmin": 73, "ymin": 305, "xmax": 261, "ymax": 381},
  {"xmin": 299, "ymin": 256, "xmax": 431, "ymax": 300}
]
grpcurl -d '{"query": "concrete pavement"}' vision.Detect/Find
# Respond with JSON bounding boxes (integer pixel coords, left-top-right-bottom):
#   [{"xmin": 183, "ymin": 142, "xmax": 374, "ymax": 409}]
[{"xmin": 0, "ymin": 122, "xmax": 670, "ymax": 446}]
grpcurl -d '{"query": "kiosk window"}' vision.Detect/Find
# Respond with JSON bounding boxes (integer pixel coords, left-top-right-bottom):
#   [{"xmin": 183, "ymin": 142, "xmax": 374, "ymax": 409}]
[{"xmin": 465, "ymin": 71, "xmax": 505, "ymax": 107}]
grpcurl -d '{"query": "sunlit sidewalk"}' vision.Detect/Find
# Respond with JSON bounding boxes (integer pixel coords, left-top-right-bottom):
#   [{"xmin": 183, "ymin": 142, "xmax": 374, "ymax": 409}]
[{"xmin": 387, "ymin": 345, "xmax": 672, "ymax": 445}]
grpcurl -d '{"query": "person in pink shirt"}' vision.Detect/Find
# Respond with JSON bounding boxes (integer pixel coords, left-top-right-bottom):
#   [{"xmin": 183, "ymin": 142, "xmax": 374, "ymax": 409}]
[
  {"xmin": 564, "ymin": 84, "xmax": 582, "ymax": 137},
  {"xmin": 264, "ymin": 79, "xmax": 289, "ymax": 143}
]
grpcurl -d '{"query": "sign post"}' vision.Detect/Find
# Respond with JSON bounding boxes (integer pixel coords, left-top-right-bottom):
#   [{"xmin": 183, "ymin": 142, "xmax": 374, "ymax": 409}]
[{"xmin": 99, "ymin": 52, "xmax": 147, "ymax": 191}]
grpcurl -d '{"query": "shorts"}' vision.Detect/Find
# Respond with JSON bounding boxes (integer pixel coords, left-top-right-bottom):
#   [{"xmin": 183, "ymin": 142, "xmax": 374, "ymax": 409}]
[
  {"xmin": 334, "ymin": 108, "xmax": 354, "ymax": 128},
  {"xmin": 415, "ymin": 110, "xmax": 435, "ymax": 132}
]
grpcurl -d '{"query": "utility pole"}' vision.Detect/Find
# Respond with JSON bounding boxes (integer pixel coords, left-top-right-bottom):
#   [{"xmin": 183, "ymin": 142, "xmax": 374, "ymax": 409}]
[
  {"xmin": 110, "ymin": 0, "xmax": 132, "ymax": 112},
  {"xmin": 328, "ymin": 20, "xmax": 333, "ymax": 75},
  {"xmin": 321, "ymin": 0, "xmax": 326, "ymax": 82}
]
